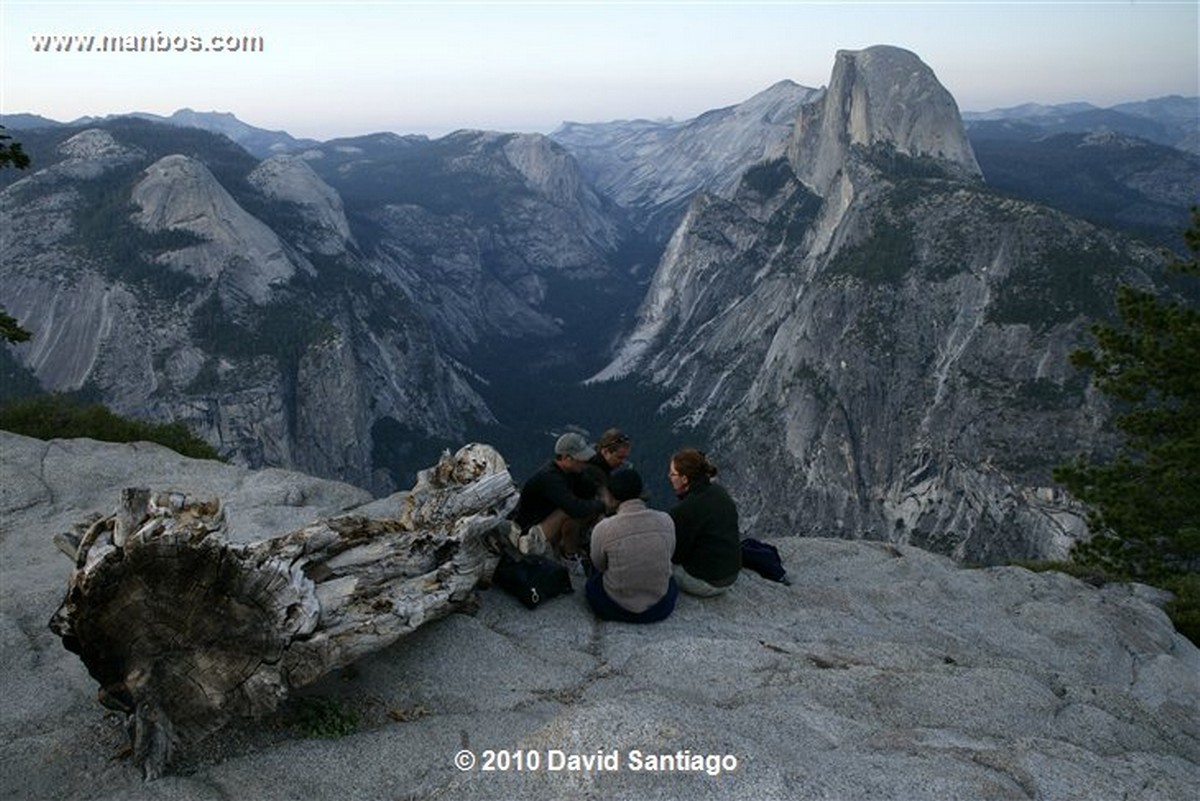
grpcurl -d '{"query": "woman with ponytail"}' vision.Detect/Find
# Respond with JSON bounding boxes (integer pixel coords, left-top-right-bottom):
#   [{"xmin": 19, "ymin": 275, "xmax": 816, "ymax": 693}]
[{"xmin": 666, "ymin": 448, "xmax": 741, "ymax": 596}]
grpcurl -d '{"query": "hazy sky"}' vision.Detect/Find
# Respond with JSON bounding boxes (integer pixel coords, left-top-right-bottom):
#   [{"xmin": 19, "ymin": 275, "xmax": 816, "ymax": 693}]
[{"xmin": 3, "ymin": 1, "xmax": 1197, "ymax": 141}]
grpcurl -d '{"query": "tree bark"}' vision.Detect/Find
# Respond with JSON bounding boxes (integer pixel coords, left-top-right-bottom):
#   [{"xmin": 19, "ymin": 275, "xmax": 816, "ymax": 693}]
[{"xmin": 49, "ymin": 443, "xmax": 518, "ymax": 779}]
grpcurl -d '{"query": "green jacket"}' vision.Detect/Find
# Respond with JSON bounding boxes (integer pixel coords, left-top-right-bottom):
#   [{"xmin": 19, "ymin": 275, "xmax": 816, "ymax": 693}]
[{"xmin": 668, "ymin": 478, "xmax": 741, "ymax": 585}]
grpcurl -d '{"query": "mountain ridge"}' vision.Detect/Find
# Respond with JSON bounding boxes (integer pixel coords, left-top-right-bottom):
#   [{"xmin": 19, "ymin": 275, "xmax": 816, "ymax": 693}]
[
  {"xmin": 963, "ymin": 94, "xmax": 1200, "ymax": 154},
  {"xmin": 0, "ymin": 119, "xmax": 498, "ymax": 492},
  {"xmin": 586, "ymin": 45, "xmax": 1166, "ymax": 565},
  {"xmin": 8, "ymin": 93, "xmax": 1195, "ymax": 155}
]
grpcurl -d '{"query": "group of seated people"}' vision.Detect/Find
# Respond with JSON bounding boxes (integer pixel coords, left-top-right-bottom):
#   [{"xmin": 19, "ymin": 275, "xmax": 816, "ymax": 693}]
[{"xmin": 511, "ymin": 428, "xmax": 741, "ymax": 624}]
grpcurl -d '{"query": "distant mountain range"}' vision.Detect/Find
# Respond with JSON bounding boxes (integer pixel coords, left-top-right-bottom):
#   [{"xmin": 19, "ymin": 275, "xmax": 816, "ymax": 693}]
[
  {"xmin": 17, "ymin": 93, "xmax": 1194, "ymax": 251},
  {"xmin": 2, "ymin": 108, "xmax": 323, "ymax": 159},
  {"xmin": 962, "ymin": 95, "xmax": 1199, "ymax": 154},
  {"xmin": 2, "ymin": 50, "xmax": 1198, "ymax": 566},
  {"xmin": 6, "ymin": 93, "xmax": 1197, "ymax": 158},
  {"xmin": 955, "ymin": 96, "xmax": 1200, "ymax": 250}
]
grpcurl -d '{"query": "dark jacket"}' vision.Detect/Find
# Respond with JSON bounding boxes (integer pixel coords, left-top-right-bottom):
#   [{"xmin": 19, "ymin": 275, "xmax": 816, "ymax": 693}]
[
  {"xmin": 587, "ymin": 452, "xmax": 614, "ymax": 475},
  {"xmin": 514, "ymin": 460, "xmax": 606, "ymax": 530},
  {"xmin": 669, "ymin": 477, "xmax": 741, "ymax": 585}
]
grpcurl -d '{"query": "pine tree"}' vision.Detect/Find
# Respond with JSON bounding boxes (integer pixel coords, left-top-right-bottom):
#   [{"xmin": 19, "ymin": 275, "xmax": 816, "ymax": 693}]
[
  {"xmin": 0, "ymin": 126, "xmax": 30, "ymax": 169},
  {"xmin": 1, "ymin": 126, "xmax": 32, "ymax": 343},
  {"xmin": 1055, "ymin": 209, "xmax": 1200, "ymax": 586}
]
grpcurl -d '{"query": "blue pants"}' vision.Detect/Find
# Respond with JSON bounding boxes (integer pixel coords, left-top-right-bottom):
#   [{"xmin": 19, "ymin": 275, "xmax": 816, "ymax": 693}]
[{"xmin": 585, "ymin": 572, "xmax": 678, "ymax": 624}]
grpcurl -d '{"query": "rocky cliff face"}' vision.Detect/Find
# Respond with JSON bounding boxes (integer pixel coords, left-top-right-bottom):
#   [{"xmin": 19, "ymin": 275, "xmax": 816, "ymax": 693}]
[
  {"xmin": 788, "ymin": 46, "xmax": 981, "ymax": 197},
  {"xmin": 0, "ymin": 118, "xmax": 646, "ymax": 492},
  {"xmin": 247, "ymin": 155, "xmax": 355, "ymax": 255},
  {"xmin": 0, "ymin": 121, "xmax": 495, "ymax": 493},
  {"xmin": 131, "ymin": 154, "xmax": 299, "ymax": 303},
  {"xmin": 591, "ymin": 46, "xmax": 1162, "ymax": 564},
  {"xmin": 552, "ymin": 80, "xmax": 822, "ymax": 242},
  {"xmin": 299, "ymin": 130, "xmax": 635, "ymax": 366}
]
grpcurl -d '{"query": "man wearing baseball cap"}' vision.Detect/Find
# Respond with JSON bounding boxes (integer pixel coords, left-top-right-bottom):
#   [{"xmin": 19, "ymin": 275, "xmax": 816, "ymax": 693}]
[{"xmin": 513, "ymin": 432, "xmax": 613, "ymax": 567}]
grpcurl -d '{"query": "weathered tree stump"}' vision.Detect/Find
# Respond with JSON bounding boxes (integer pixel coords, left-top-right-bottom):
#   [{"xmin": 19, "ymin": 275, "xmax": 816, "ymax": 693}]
[{"xmin": 49, "ymin": 443, "xmax": 518, "ymax": 779}]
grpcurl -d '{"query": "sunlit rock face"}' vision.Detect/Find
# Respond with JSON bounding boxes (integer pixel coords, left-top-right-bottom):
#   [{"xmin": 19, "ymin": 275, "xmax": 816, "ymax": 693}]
[
  {"xmin": 591, "ymin": 46, "xmax": 1158, "ymax": 564},
  {"xmin": 552, "ymin": 79, "xmax": 823, "ymax": 241},
  {"xmin": 789, "ymin": 45, "xmax": 982, "ymax": 196},
  {"xmin": 0, "ymin": 122, "xmax": 495, "ymax": 494},
  {"xmin": 248, "ymin": 155, "xmax": 354, "ymax": 255}
]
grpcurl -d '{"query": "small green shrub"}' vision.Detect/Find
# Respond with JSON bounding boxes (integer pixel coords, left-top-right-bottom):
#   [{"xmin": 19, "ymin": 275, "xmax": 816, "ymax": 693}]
[
  {"xmin": 741, "ymin": 157, "xmax": 794, "ymax": 197},
  {"xmin": 826, "ymin": 218, "xmax": 915, "ymax": 285},
  {"xmin": 0, "ymin": 393, "xmax": 220, "ymax": 460},
  {"xmin": 289, "ymin": 696, "xmax": 360, "ymax": 739},
  {"xmin": 1162, "ymin": 572, "xmax": 1200, "ymax": 646}
]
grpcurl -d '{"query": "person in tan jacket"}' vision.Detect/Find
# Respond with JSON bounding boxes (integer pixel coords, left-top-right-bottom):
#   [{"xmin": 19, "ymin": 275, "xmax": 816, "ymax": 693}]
[{"xmin": 586, "ymin": 469, "xmax": 678, "ymax": 624}]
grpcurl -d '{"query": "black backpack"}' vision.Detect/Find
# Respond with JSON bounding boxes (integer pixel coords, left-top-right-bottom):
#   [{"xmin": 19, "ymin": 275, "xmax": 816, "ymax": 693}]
[
  {"xmin": 484, "ymin": 523, "xmax": 573, "ymax": 609},
  {"xmin": 740, "ymin": 537, "xmax": 789, "ymax": 584},
  {"xmin": 492, "ymin": 550, "xmax": 574, "ymax": 608}
]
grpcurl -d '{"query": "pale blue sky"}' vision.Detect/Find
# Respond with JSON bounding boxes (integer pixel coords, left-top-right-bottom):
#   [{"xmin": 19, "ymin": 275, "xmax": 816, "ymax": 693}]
[{"xmin": 2, "ymin": 1, "xmax": 1197, "ymax": 140}]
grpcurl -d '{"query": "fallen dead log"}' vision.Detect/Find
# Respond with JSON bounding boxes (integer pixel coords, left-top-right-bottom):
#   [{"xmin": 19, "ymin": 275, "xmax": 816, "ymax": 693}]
[{"xmin": 49, "ymin": 443, "xmax": 518, "ymax": 779}]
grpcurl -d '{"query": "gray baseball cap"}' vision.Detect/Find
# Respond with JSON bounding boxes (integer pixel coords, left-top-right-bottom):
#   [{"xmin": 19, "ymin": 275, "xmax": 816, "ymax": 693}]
[{"xmin": 555, "ymin": 432, "xmax": 595, "ymax": 461}]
